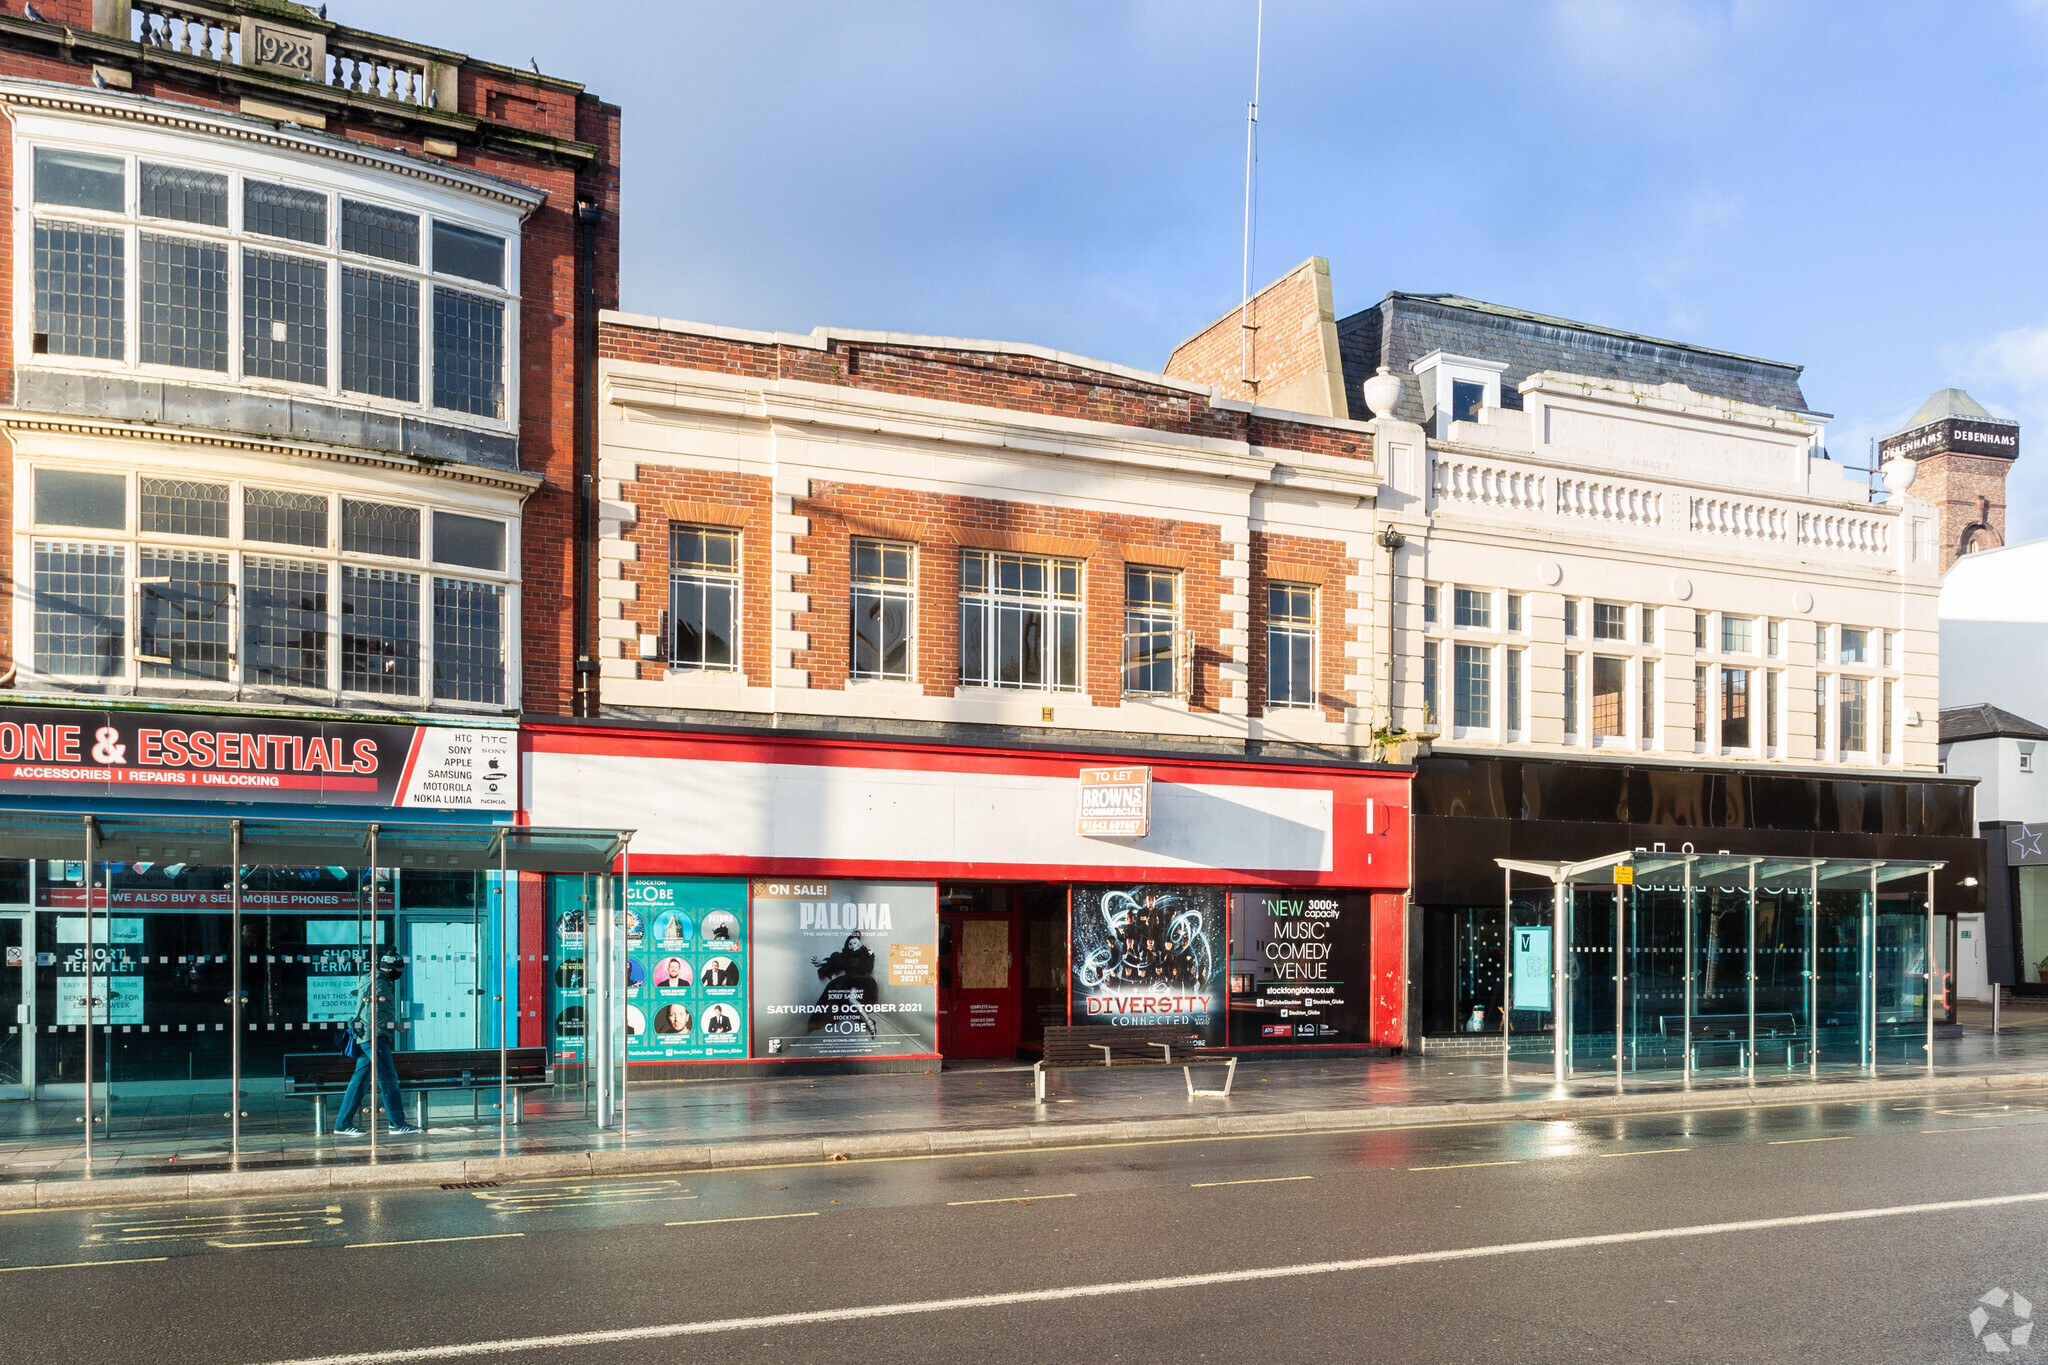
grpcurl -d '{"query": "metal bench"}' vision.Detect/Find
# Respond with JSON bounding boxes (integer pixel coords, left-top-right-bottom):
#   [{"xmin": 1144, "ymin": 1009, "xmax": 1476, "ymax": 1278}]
[
  {"xmin": 284, "ymin": 1046, "xmax": 550, "ymax": 1133},
  {"xmin": 1657, "ymin": 1013, "xmax": 1803, "ymax": 1068},
  {"xmin": 1033, "ymin": 1024, "xmax": 1237, "ymax": 1102}
]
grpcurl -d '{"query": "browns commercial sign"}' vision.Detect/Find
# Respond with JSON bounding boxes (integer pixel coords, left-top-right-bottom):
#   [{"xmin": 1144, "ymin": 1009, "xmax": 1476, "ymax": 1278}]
[{"xmin": 0, "ymin": 706, "xmax": 514, "ymax": 810}]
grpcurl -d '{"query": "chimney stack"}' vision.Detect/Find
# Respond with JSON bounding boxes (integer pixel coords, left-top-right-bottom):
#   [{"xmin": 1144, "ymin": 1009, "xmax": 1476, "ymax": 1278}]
[{"xmin": 1878, "ymin": 388, "xmax": 2018, "ymax": 574}]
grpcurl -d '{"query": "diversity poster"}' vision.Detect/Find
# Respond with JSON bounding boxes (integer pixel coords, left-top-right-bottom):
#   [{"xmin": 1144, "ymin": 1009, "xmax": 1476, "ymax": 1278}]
[
  {"xmin": 1227, "ymin": 891, "xmax": 1372, "ymax": 1046},
  {"xmin": 626, "ymin": 877, "xmax": 749, "ymax": 1062},
  {"xmin": 1069, "ymin": 884, "xmax": 1225, "ymax": 1046},
  {"xmin": 750, "ymin": 880, "xmax": 938, "ymax": 1058}
]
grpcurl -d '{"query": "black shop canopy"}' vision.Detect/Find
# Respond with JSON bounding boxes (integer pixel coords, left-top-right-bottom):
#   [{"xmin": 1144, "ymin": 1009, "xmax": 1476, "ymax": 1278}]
[{"xmin": 0, "ymin": 809, "xmax": 631, "ymax": 873}]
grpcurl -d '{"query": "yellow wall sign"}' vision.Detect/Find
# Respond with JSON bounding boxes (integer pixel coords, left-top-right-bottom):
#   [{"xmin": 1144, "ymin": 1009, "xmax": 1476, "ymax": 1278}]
[{"xmin": 1613, "ymin": 865, "xmax": 1635, "ymax": 886}]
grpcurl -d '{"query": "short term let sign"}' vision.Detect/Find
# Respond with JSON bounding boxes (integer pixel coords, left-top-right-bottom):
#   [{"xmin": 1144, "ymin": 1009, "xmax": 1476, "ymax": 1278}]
[{"xmin": 1077, "ymin": 766, "xmax": 1151, "ymax": 838}]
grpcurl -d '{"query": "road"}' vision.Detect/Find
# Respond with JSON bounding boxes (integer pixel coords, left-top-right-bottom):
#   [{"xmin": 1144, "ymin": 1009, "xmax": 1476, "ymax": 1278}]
[{"xmin": 3, "ymin": 1088, "xmax": 2046, "ymax": 1363}]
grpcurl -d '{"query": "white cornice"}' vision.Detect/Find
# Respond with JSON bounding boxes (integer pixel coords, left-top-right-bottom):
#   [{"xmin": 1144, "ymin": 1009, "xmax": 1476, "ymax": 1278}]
[
  {"xmin": 1522, "ymin": 371, "xmax": 1818, "ymax": 435},
  {"xmin": 0, "ymin": 79, "xmax": 548, "ymax": 214}
]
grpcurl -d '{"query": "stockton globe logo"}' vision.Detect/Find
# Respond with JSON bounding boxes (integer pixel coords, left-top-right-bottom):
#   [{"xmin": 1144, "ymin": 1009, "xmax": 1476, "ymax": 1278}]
[{"xmin": 1971, "ymin": 1287, "xmax": 2035, "ymax": 1353}]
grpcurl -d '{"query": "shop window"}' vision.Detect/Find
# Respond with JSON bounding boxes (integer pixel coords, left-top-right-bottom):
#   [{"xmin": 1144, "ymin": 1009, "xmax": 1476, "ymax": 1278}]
[
  {"xmin": 34, "ymin": 148, "xmax": 124, "ymax": 212},
  {"xmin": 431, "ymin": 286, "xmax": 505, "ymax": 419},
  {"xmin": 1124, "ymin": 565, "xmax": 1179, "ymax": 696},
  {"xmin": 242, "ymin": 247, "xmax": 328, "ymax": 386},
  {"xmin": 958, "ymin": 549, "xmax": 1081, "ymax": 692},
  {"xmin": 341, "ymin": 199, "xmax": 420, "ymax": 266},
  {"xmin": 245, "ymin": 488, "xmax": 328, "ymax": 548},
  {"xmin": 1454, "ymin": 643, "xmax": 1492, "ymax": 728},
  {"xmin": 1454, "ymin": 587, "xmax": 1492, "ymax": 629},
  {"xmin": 242, "ymin": 555, "xmax": 328, "ymax": 688},
  {"xmin": 141, "ymin": 477, "xmax": 227, "ymax": 538},
  {"xmin": 138, "ymin": 547, "xmax": 231, "ymax": 681},
  {"xmin": 340, "ymin": 266, "xmax": 420, "ymax": 402},
  {"xmin": 850, "ymin": 538, "xmax": 914, "ymax": 681},
  {"xmin": 33, "ymin": 541, "xmax": 125, "ymax": 677},
  {"xmin": 138, "ymin": 233, "xmax": 228, "ymax": 372},
  {"xmin": 342, "ymin": 566, "xmax": 421, "ymax": 696},
  {"xmin": 1722, "ymin": 667, "xmax": 1751, "ymax": 749},
  {"xmin": 35, "ymin": 468, "xmax": 125, "ymax": 530},
  {"xmin": 33, "ymin": 220, "xmax": 124, "ymax": 358},
  {"xmin": 1839, "ymin": 675, "xmax": 1868, "ymax": 752},
  {"xmin": 432, "ymin": 576, "xmax": 504, "ymax": 705},
  {"xmin": 1721, "ymin": 615, "xmax": 1753, "ymax": 654},
  {"xmin": 1592, "ymin": 655, "xmax": 1625, "ymax": 736},
  {"xmin": 343, "ymin": 500, "xmax": 422, "ymax": 559},
  {"xmin": 140, "ymin": 163, "xmax": 227, "ymax": 227},
  {"xmin": 670, "ymin": 524, "xmax": 740, "ymax": 672},
  {"xmin": 245, "ymin": 179, "xmax": 327, "ymax": 245},
  {"xmin": 1267, "ymin": 583, "xmax": 1316, "ymax": 709},
  {"xmin": 1593, "ymin": 602, "xmax": 1626, "ymax": 642}
]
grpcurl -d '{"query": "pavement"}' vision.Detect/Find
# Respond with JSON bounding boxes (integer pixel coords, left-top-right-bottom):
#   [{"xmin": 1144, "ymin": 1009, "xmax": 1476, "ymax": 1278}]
[
  {"xmin": 2, "ymin": 1082, "xmax": 2046, "ymax": 1362},
  {"xmin": 6, "ymin": 1014, "xmax": 2048, "ymax": 1209}
]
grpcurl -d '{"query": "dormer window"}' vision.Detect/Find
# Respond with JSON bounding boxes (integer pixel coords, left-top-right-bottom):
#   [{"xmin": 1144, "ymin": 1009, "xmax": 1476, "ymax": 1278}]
[
  {"xmin": 1412, "ymin": 350, "xmax": 1509, "ymax": 438},
  {"xmin": 1452, "ymin": 380, "xmax": 1485, "ymax": 425}
]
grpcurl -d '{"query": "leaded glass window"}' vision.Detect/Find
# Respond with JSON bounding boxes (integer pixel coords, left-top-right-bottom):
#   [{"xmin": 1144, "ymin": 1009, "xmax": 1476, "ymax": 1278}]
[
  {"xmin": 138, "ymin": 547, "xmax": 231, "ymax": 681},
  {"xmin": 33, "ymin": 541, "xmax": 124, "ymax": 678},
  {"xmin": 343, "ymin": 500, "xmax": 421, "ymax": 559},
  {"xmin": 245, "ymin": 488, "xmax": 328, "ymax": 547},
  {"xmin": 242, "ymin": 248, "xmax": 328, "ymax": 385},
  {"xmin": 341, "ymin": 199, "xmax": 420, "ymax": 265},
  {"xmin": 138, "ymin": 233, "xmax": 228, "ymax": 372},
  {"xmin": 242, "ymin": 556, "xmax": 327, "ymax": 688},
  {"xmin": 34, "ymin": 221, "xmax": 123, "ymax": 358},
  {"xmin": 140, "ymin": 478, "xmax": 227, "ymax": 537},
  {"xmin": 341, "ymin": 267, "xmax": 420, "ymax": 401},
  {"xmin": 244, "ymin": 180, "xmax": 327, "ymax": 245},
  {"xmin": 431, "ymin": 285, "xmax": 505, "ymax": 418},
  {"xmin": 432, "ymin": 577, "xmax": 503, "ymax": 704},
  {"xmin": 139, "ymin": 163, "xmax": 227, "ymax": 227},
  {"xmin": 342, "ymin": 566, "xmax": 420, "ymax": 696}
]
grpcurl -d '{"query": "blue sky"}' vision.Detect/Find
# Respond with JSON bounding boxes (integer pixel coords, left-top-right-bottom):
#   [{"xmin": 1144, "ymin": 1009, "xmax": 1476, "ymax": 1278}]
[{"xmin": 345, "ymin": 0, "xmax": 2048, "ymax": 538}]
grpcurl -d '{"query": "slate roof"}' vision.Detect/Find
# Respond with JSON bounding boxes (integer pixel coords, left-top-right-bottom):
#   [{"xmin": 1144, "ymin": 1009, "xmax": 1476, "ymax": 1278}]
[
  {"xmin": 1939, "ymin": 703, "xmax": 2048, "ymax": 745},
  {"xmin": 1335, "ymin": 292, "xmax": 1810, "ymax": 425},
  {"xmin": 1888, "ymin": 387, "xmax": 2014, "ymax": 436}
]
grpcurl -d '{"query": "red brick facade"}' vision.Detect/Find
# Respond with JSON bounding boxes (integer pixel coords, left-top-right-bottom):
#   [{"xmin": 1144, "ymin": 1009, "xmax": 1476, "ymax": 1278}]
[
  {"xmin": 1249, "ymin": 530, "xmax": 1359, "ymax": 722},
  {"xmin": 1913, "ymin": 450, "xmax": 2013, "ymax": 574},
  {"xmin": 1163, "ymin": 257, "xmax": 1345, "ymax": 418}
]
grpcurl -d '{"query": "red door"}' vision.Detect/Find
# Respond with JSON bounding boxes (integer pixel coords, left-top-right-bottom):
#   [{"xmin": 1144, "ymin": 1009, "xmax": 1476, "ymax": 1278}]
[{"xmin": 939, "ymin": 912, "xmax": 1020, "ymax": 1058}]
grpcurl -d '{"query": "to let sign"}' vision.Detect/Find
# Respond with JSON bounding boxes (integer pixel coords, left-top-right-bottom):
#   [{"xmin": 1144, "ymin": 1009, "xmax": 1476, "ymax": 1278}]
[{"xmin": 1077, "ymin": 766, "xmax": 1151, "ymax": 838}]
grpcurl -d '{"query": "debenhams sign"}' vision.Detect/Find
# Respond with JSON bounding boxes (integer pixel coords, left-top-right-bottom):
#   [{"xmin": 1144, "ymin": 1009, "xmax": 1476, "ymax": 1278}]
[{"xmin": 1878, "ymin": 417, "xmax": 2020, "ymax": 462}]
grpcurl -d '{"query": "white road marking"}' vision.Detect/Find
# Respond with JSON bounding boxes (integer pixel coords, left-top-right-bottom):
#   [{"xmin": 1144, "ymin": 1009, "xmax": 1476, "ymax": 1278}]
[
  {"xmin": 249, "ymin": 1188, "xmax": 2048, "ymax": 1364},
  {"xmin": 1597, "ymin": 1147, "xmax": 1690, "ymax": 1158},
  {"xmin": 665, "ymin": 1212, "xmax": 820, "ymax": 1227},
  {"xmin": 0, "ymin": 1256, "xmax": 168, "ymax": 1273},
  {"xmin": 946, "ymin": 1193, "xmax": 1078, "ymax": 1206},
  {"xmin": 1767, "ymin": 1136, "xmax": 1854, "ymax": 1145},
  {"xmin": 348, "ymin": 1234, "xmax": 526, "ymax": 1250},
  {"xmin": 1191, "ymin": 1176, "xmax": 1313, "ymax": 1187},
  {"xmin": 1408, "ymin": 1159, "xmax": 1521, "ymax": 1171}
]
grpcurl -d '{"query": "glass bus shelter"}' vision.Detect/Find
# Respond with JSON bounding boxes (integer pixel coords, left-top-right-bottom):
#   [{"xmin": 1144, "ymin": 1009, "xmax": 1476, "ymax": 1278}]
[
  {"xmin": 0, "ymin": 809, "xmax": 633, "ymax": 1173},
  {"xmin": 1496, "ymin": 851, "xmax": 1944, "ymax": 1085}
]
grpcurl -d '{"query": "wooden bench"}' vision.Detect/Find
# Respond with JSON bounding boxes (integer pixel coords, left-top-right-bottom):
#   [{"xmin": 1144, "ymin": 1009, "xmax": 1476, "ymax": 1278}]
[
  {"xmin": 1657, "ymin": 1013, "xmax": 1802, "ymax": 1068},
  {"xmin": 284, "ymin": 1046, "xmax": 550, "ymax": 1133},
  {"xmin": 1033, "ymin": 1025, "xmax": 1237, "ymax": 1103}
]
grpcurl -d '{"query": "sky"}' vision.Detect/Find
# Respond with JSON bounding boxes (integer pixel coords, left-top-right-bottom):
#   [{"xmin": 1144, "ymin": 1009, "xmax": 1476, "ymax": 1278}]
[{"xmin": 343, "ymin": 0, "xmax": 2048, "ymax": 540}]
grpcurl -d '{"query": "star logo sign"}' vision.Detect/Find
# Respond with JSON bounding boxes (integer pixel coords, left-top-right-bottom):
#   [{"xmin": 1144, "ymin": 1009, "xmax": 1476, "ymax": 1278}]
[{"xmin": 2013, "ymin": 826, "xmax": 2044, "ymax": 863}]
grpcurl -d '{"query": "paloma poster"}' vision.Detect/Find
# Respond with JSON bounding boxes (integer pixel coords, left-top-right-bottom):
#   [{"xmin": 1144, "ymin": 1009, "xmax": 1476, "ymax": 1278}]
[{"xmin": 750, "ymin": 881, "xmax": 939, "ymax": 1058}]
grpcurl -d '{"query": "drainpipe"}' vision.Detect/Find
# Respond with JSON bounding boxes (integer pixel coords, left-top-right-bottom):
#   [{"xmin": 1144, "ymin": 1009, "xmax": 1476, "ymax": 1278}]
[{"xmin": 573, "ymin": 198, "xmax": 604, "ymax": 717}]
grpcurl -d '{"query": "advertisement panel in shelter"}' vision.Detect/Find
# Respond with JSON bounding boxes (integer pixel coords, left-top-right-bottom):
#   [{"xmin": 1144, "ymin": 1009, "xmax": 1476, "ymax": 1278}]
[
  {"xmin": 750, "ymin": 881, "xmax": 938, "ymax": 1058},
  {"xmin": 625, "ymin": 877, "xmax": 749, "ymax": 1061},
  {"xmin": 1227, "ymin": 890, "xmax": 1371, "ymax": 1046},
  {"xmin": 1069, "ymin": 883, "xmax": 1225, "ymax": 1045}
]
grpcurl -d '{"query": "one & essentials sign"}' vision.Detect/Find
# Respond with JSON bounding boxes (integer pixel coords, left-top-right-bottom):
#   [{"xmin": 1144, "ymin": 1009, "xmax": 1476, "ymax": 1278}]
[{"xmin": 1077, "ymin": 766, "xmax": 1151, "ymax": 838}]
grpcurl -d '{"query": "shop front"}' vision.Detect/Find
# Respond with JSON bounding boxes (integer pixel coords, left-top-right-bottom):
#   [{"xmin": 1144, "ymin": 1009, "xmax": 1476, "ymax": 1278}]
[{"xmin": 523, "ymin": 724, "xmax": 1413, "ymax": 1077}]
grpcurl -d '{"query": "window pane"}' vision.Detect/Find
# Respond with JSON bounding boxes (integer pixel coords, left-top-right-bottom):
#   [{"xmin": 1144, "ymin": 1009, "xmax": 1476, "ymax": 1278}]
[
  {"xmin": 241, "ymin": 556, "xmax": 327, "ymax": 688},
  {"xmin": 1562, "ymin": 600, "xmax": 1577, "ymax": 637},
  {"xmin": 1721, "ymin": 667, "xmax": 1751, "ymax": 749},
  {"xmin": 432, "ymin": 221, "xmax": 504, "ymax": 287},
  {"xmin": 1056, "ymin": 609, "xmax": 1078, "ymax": 690},
  {"xmin": 35, "ymin": 469, "xmax": 125, "ymax": 529},
  {"xmin": 849, "ymin": 539, "xmax": 913, "ymax": 681},
  {"xmin": 1839, "ymin": 628, "xmax": 1868, "ymax": 665},
  {"xmin": 1507, "ymin": 593, "xmax": 1522, "ymax": 632},
  {"xmin": 34, "ymin": 541, "xmax": 124, "ymax": 677},
  {"xmin": 139, "ymin": 547, "xmax": 230, "ymax": 681},
  {"xmin": 1839, "ymin": 676, "xmax": 1868, "ymax": 751},
  {"xmin": 1425, "ymin": 644, "xmax": 1440, "ymax": 726},
  {"xmin": 139, "ymin": 478, "xmax": 227, "ymax": 537},
  {"xmin": 1721, "ymin": 615, "xmax": 1753, "ymax": 653},
  {"xmin": 1563, "ymin": 653, "xmax": 1578, "ymax": 734},
  {"xmin": 668, "ymin": 524, "xmax": 740, "ymax": 671},
  {"xmin": 34, "ymin": 221, "xmax": 124, "ymax": 359},
  {"xmin": 34, "ymin": 149, "xmax": 123, "ymax": 211},
  {"xmin": 1640, "ymin": 663, "xmax": 1655, "ymax": 741},
  {"xmin": 1455, "ymin": 643, "xmax": 1492, "ymax": 728},
  {"xmin": 433, "ymin": 512, "xmax": 505, "ymax": 571},
  {"xmin": 342, "ymin": 566, "xmax": 420, "ymax": 696},
  {"xmin": 881, "ymin": 596, "xmax": 910, "ymax": 677},
  {"xmin": 431, "ymin": 286, "xmax": 506, "ymax": 418},
  {"xmin": 1593, "ymin": 602, "xmax": 1626, "ymax": 641},
  {"xmin": 1451, "ymin": 378, "xmax": 1484, "ymax": 424},
  {"xmin": 138, "ymin": 234, "xmax": 228, "ymax": 372},
  {"xmin": 1423, "ymin": 584, "xmax": 1438, "ymax": 625},
  {"xmin": 343, "ymin": 500, "xmax": 421, "ymax": 558},
  {"xmin": 139, "ymin": 163, "xmax": 226, "ymax": 226},
  {"xmin": 432, "ymin": 576, "xmax": 503, "ymax": 704},
  {"xmin": 341, "ymin": 199, "xmax": 420, "ymax": 265},
  {"xmin": 960, "ymin": 600, "xmax": 985, "ymax": 684},
  {"xmin": 1640, "ymin": 606, "xmax": 1656, "ymax": 644},
  {"xmin": 341, "ymin": 267, "xmax": 420, "ymax": 402},
  {"xmin": 1591, "ymin": 655, "xmax": 1626, "ymax": 736},
  {"xmin": 244, "ymin": 180, "xmax": 327, "ymax": 245},
  {"xmin": 244, "ymin": 488, "xmax": 328, "ymax": 547},
  {"xmin": 242, "ymin": 248, "xmax": 328, "ymax": 385},
  {"xmin": 1507, "ymin": 648, "xmax": 1523, "ymax": 731},
  {"xmin": 703, "ymin": 581, "xmax": 734, "ymax": 668},
  {"xmin": 1455, "ymin": 587, "xmax": 1491, "ymax": 629}
]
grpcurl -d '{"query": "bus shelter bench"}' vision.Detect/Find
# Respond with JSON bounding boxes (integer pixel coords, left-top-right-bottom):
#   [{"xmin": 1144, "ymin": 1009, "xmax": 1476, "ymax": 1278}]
[
  {"xmin": 1033, "ymin": 1025, "xmax": 1237, "ymax": 1102},
  {"xmin": 1656, "ymin": 1014, "xmax": 1804, "ymax": 1068},
  {"xmin": 284, "ymin": 1047, "xmax": 550, "ymax": 1133}
]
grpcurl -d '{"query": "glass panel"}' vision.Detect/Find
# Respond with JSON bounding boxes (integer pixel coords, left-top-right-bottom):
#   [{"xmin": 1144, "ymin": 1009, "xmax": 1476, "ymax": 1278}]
[
  {"xmin": 1839, "ymin": 676, "xmax": 1868, "ymax": 752},
  {"xmin": 432, "ymin": 221, "xmax": 505, "ymax": 287},
  {"xmin": 35, "ymin": 469, "xmax": 125, "ymax": 529},
  {"xmin": 1721, "ymin": 616, "xmax": 1753, "ymax": 653},
  {"xmin": 1814, "ymin": 886, "xmax": 1870, "ymax": 1066},
  {"xmin": 33, "ymin": 541, "xmax": 124, "ymax": 677},
  {"xmin": 35, "ymin": 148, "xmax": 124, "ymax": 210},
  {"xmin": 1640, "ymin": 606, "xmax": 1655, "ymax": 644},
  {"xmin": 138, "ymin": 233, "xmax": 229, "ymax": 372},
  {"xmin": 139, "ymin": 163, "xmax": 227, "ymax": 226},
  {"xmin": 0, "ymin": 916, "xmax": 21, "ymax": 1092},
  {"xmin": 242, "ymin": 248, "xmax": 328, "ymax": 386},
  {"xmin": 850, "ymin": 539, "xmax": 914, "ymax": 682},
  {"xmin": 140, "ymin": 478, "xmax": 228, "ymax": 537},
  {"xmin": 245, "ymin": 488, "xmax": 328, "ymax": 547},
  {"xmin": 1722, "ymin": 668, "xmax": 1751, "ymax": 749},
  {"xmin": 1562, "ymin": 653, "xmax": 1577, "ymax": 734},
  {"xmin": 431, "ymin": 286, "xmax": 506, "ymax": 418},
  {"xmin": 1840, "ymin": 628, "xmax": 1869, "ymax": 664},
  {"xmin": 342, "ymin": 566, "xmax": 421, "ymax": 696},
  {"xmin": 1507, "ymin": 593, "xmax": 1522, "ymax": 632},
  {"xmin": 1639, "ymin": 663, "xmax": 1655, "ymax": 741},
  {"xmin": 244, "ymin": 180, "xmax": 327, "ymax": 245},
  {"xmin": 1451, "ymin": 378, "xmax": 1484, "ymax": 423},
  {"xmin": 1563, "ymin": 600, "xmax": 1577, "ymax": 637},
  {"xmin": 1423, "ymin": 584, "xmax": 1437, "ymax": 624},
  {"xmin": 1591, "ymin": 655, "xmax": 1625, "ymax": 736},
  {"xmin": 242, "ymin": 556, "xmax": 328, "ymax": 688},
  {"xmin": 1454, "ymin": 643, "xmax": 1491, "ymax": 727},
  {"xmin": 433, "ymin": 512, "xmax": 505, "ymax": 572},
  {"xmin": 343, "ymin": 500, "xmax": 422, "ymax": 558},
  {"xmin": 340, "ymin": 199, "xmax": 420, "ymax": 265},
  {"xmin": 1454, "ymin": 587, "xmax": 1491, "ymax": 629},
  {"xmin": 1623, "ymin": 880, "xmax": 1687, "ymax": 1071},
  {"xmin": 341, "ymin": 267, "xmax": 421, "ymax": 402},
  {"xmin": 1592, "ymin": 602, "xmax": 1626, "ymax": 641},
  {"xmin": 34, "ymin": 221, "xmax": 124, "ymax": 358},
  {"xmin": 1506, "ymin": 648, "xmax": 1522, "ymax": 730},
  {"xmin": 432, "ymin": 576, "xmax": 504, "ymax": 705},
  {"xmin": 138, "ymin": 547, "xmax": 231, "ymax": 681}
]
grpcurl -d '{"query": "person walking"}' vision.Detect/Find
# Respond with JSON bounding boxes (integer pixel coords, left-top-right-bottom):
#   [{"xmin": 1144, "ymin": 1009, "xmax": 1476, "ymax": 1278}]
[{"xmin": 334, "ymin": 950, "xmax": 418, "ymax": 1137}]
